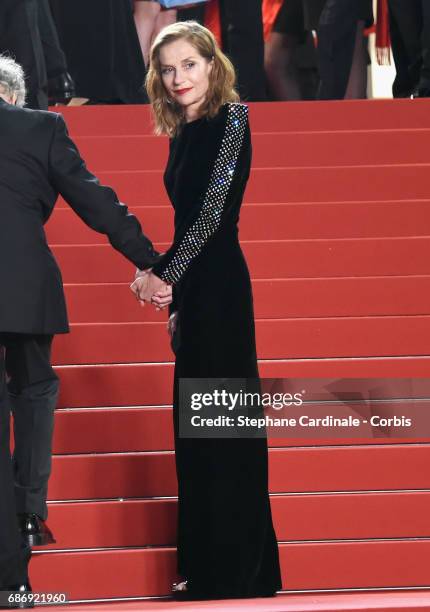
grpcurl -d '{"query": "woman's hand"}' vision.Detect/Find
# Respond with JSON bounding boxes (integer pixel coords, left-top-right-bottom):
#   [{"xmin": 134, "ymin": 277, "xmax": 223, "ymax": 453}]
[{"xmin": 151, "ymin": 284, "xmax": 173, "ymax": 311}]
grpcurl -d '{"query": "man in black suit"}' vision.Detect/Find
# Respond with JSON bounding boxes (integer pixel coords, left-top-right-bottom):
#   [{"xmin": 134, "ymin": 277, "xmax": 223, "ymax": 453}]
[{"xmin": 0, "ymin": 55, "xmax": 170, "ymax": 551}]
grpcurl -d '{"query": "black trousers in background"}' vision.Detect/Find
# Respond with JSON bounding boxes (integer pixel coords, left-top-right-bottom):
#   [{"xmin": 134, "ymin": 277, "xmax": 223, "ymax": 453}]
[
  {"xmin": 0, "ymin": 0, "xmax": 67, "ymax": 109},
  {"xmin": 317, "ymin": 0, "xmax": 361, "ymax": 99},
  {"xmin": 49, "ymin": 0, "xmax": 147, "ymax": 103},
  {"xmin": 0, "ymin": 348, "xmax": 30, "ymax": 589},
  {"xmin": 389, "ymin": 6, "xmax": 415, "ymax": 96},
  {"xmin": 388, "ymin": 0, "xmax": 430, "ymax": 92},
  {"xmin": 38, "ymin": 0, "xmax": 68, "ymax": 80},
  {"xmin": 219, "ymin": 0, "xmax": 267, "ymax": 101},
  {"xmin": 0, "ymin": 334, "xmax": 59, "ymax": 522},
  {"xmin": 0, "ymin": 0, "xmax": 47, "ymax": 109}
]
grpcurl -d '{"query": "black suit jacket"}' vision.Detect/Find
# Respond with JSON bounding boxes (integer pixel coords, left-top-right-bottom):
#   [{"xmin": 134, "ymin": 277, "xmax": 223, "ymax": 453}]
[{"xmin": 0, "ymin": 98, "xmax": 160, "ymax": 334}]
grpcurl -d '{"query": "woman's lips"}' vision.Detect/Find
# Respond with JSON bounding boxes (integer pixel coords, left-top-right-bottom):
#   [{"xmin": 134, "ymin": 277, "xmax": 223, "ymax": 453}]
[{"xmin": 174, "ymin": 87, "xmax": 193, "ymax": 96}]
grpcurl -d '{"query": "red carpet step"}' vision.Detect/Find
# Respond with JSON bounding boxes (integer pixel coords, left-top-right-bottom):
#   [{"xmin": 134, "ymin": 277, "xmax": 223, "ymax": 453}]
[
  {"xmin": 55, "ymin": 358, "xmax": 430, "ymax": 410},
  {"xmin": 63, "ymin": 276, "xmax": 430, "ymax": 323},
  {"xmin": 57, "ymin": 165, "xmax": 430, "ymax": 206},
  {"xmin": 51, "ymin": 316, "xmax": 430, "ymax": 365},
  {"xmin": 30, "ymin": 541, "xmax": 430, "ymax": 598},
  {"xmin": 43, "ymin": 491, "xmax": 430, "ymax": 550},
  {"xmin": 72, "ymin": 130, "xmax": 430, "ymax": 172},
  {"xmin": 59, "ymin": 99, "xmax": 430, "ymax": 136},
  {"xmin": 52, "ymin": 405, "xmax": 428, "ymax": 455},
  {"xmin": 52, "ymin": 238, "xmax": 430, "ymax": 283},
  {"xmin": 47, "ymin": 200, "xmax": 430, "ymax": 245},
  {"xmin": 47, "ymin": 445, "xmax": 430, "ymax": 500}
]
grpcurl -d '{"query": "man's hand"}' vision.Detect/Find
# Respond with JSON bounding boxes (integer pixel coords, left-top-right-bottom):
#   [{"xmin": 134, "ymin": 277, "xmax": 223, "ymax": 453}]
[
  {"xmin": 130, "ymin": 271, "xmax": 171, "ymax": 308},
  {"xmin": 130, "ymin": 268, "xmax": 150, "ymax": 306}
]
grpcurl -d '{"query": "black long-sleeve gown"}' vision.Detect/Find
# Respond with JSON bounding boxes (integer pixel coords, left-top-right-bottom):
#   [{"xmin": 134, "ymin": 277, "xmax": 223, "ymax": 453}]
[{"xmin": 152, "ymin": 103, "xmax": 282, "ymax": 600}]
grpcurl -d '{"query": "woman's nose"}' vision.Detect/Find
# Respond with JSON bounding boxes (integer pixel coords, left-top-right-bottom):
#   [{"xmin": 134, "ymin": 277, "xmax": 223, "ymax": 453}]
[{"xmin": 173, "ymin": 68, "xmax": 185, "ymax": 85}]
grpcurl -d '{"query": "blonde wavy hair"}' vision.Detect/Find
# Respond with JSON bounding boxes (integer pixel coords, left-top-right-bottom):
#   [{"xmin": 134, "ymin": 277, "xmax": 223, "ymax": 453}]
[{"xmin": 146, "ymin": 21, "xmax": 239, "ymax": 137}]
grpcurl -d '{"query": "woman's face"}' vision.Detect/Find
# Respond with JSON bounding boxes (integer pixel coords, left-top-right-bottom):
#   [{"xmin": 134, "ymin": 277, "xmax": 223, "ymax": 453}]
[{"xmin": 159, "ymin": 39, "xmax": 213, "ymax": 119}]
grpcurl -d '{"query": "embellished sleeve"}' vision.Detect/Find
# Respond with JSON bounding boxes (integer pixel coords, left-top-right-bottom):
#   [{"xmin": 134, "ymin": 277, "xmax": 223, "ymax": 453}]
[{"xmin": 151, "ymin": 103, "xmax": 249, "ymax": 284}]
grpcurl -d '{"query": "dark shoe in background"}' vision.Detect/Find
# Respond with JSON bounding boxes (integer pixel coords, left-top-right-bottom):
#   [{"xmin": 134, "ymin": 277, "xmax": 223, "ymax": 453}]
[
  {"xmin": 17, "ymin": 513, "xmax": 55, "ymax": 547},
  {"xmin": 47, "ymin": 71, "xmax": 75, "ymax": 105}
]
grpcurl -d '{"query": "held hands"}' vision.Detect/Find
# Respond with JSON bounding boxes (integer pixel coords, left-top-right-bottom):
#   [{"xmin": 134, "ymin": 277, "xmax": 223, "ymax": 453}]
[{"xmin": 130, "ymin": 269, "xmax": 173, "ymax": 311}]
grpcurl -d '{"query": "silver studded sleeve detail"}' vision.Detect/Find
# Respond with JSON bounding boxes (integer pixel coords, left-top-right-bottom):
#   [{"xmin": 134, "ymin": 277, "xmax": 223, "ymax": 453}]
[{"xmin": 158, "ymin": 103, "xmax": 248, "ymax": 284}]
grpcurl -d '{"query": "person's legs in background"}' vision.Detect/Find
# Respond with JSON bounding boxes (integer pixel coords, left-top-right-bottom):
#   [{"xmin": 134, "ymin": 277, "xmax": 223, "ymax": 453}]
[
  {"xmin": 133, "ymin": 0, "xmax": 162, "ymax": 67},
  {"xmin": 317, "ymin": 0, "xmax": 360, "ymax": 99},
  {"xmin": 265, "ymin": 0, "xmax": 305, "ymax": 100},
  {"xmin": 345, "ymin": 20, "xmax": 369, "ymax": 99},
  {"xmin": 388, "ymin": 0, "xmax": 422, "ymax": 95},
  {"xmin": 0, "ymin": 0, "xmax": 48, "ymax": 109},
  {"xmin": 389, "ymin": 5, "xmax": 416, "ymax": 97},
  {"xmin": 0, "ymin": 344, "xmax": 31, "ymax": 599},
  {"xmin": 154, "ymin": 7, "xmax": 178, "ymax": 40},
  {"xmin": 2, "ymin": 334, "xmax": 59, "ymax": 547},
  {"xmin": 265, "ymin": 32, "xmax": 302, "ymax": 99},
  {"xmin": 418, "ymin": 0, "xmax": 430, "ymax": 95},
  {"xmin": 295, "ymin": 33, "xmax": 320, "ymax": 100},
  {"xmin": 37, "ymin": 0, "xmax": 75, "ymax": 104},
  {"xmin": 50, "ymin": 0, "xmax": 147, "ymax": 104},
  {"xmin": 219, "ymin": 0, "xmax": 267, "ymax": 101}
]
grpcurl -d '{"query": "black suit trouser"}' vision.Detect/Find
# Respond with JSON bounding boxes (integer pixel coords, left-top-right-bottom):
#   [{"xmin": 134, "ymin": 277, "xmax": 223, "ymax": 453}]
[
  {"xmin": 219, "ymin": 0, "xmax": 267, "ymax": 101},
  {"xmin": 388, "ymin": 0, "xmax": 430, "ymax": 91},
  {"xmin": 0, "ymin": 334, "xmax": 59, "ymax": 522},
  {"xmin": 0, "ymin": 0, "xmax": 66, "ymax": 109},
  {"xmin": 0, "ymin": 347, "xmax": 30, "ymax": 589},
  {"xmin": 0, "ymin": 0, "xmax": 47, "ymax": 109},
  {"xmin": 317, "ymin": 0, "xmax": 361, "ymax": 99},
  {"xmin": 388, "ymin": 6, "xmax": 415, "ymax": 97},
  {"xmin": 38, "ymin": 0, "xmax": 68, "ymax": 79}
]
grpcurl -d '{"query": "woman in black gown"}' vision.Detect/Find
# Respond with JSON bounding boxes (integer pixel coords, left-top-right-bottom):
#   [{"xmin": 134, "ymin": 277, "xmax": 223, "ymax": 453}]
[{"xmin": 144, "ymin": 21, "xmax": 282, "ymax": 600}]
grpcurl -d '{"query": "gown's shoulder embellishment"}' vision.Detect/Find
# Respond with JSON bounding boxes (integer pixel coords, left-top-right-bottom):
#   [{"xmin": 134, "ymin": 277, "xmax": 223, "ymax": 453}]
[{"xmin": 159, "ymin": 103, "xmax": 248, "ymax": 284}]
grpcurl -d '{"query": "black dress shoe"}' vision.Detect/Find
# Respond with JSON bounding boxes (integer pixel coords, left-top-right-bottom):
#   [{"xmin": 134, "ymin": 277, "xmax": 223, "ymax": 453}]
[
  {"xmin": 48, "ymin": 71, "xmax": 76, "ymax": 105},
  {"xmin": 0, "ymin": 583, "xmax": 33, "ymax": 609},
  {"xmin": 17, "ymin": 513, "xmax": 55, "ymax": 547}
]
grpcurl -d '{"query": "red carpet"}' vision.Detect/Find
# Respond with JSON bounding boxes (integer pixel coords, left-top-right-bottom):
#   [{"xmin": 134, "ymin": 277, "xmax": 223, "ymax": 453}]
[{"xmin": 29, "ymin": 99, "xmax": 430, "ymax": 608}]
